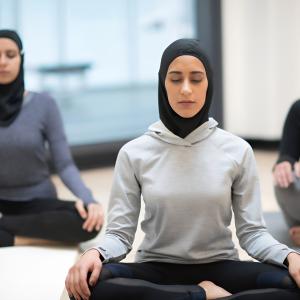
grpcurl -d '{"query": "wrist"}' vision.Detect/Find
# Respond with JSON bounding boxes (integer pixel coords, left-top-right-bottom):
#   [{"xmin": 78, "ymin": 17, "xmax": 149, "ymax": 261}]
[
  {"xmin": 89, "ymin": 248, "xmax": 105, "ymax": 262},
  {"xmin": 287, "ymin": 252, "xmax": 299, "ymax": 265}
]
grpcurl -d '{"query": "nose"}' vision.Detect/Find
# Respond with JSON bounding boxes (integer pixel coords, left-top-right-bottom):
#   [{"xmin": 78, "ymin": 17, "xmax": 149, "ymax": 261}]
[
  {"xmin": 180, "ymin": 79, "xmax": 192, "ymax": 95},
  {"xmin": 0, "ymin": 54, "xmax": 8, "ymax": 66}
]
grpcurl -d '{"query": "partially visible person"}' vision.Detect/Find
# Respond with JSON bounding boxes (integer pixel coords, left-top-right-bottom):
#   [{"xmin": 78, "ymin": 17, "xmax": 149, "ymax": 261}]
[
  {"xmin": 273, "ymin": 100, "xmax": 300, "ymax": 246},
  {"xmin": 0, "ymin": 29, "xmax": 103, "ymax": 247}
]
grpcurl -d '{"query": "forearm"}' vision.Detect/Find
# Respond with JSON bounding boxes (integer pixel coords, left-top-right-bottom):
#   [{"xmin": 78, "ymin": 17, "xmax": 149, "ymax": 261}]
[
  {"xmin": 59, "ymin": 164, "xmax": 96, "ymax": 204},
  {"xmin": 278, "ymin": 101, "xmax": 300, "ymax": 164},
  {"xmin": 238, "ymin": 228, "xmax": 294, "ymax": 266}
]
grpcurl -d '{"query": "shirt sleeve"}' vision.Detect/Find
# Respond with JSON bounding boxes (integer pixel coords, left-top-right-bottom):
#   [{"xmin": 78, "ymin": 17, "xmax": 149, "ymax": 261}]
[
  {"xmin": 232, "ymin": 145, "xmax": 297, "ymax": 266},
  {"xmin": 44, "ymin": 95, "xmax": 96, "ymax": 204},
  {"xmin": 95, "ymin": 148, "xmax": 141, "ymax": 262},
  {"xmin": 276, "ymin": 99, "xmax": 300, "ymax": 166}
]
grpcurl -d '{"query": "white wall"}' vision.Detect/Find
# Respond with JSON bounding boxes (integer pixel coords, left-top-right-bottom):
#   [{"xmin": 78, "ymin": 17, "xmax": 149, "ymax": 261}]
[{"xmin": 222, "ymin": 0, "xmax": 300, "ymax": 139}]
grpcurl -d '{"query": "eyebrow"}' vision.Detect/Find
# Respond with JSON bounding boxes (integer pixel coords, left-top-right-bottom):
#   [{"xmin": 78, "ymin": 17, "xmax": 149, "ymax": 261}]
[
  {"xmin": 0, "ymin": 49, "xmax": 18, "ymax": 53},
  {"xmin": 168, "ymin": 71, "xmax": 205, "ymax": 75}
]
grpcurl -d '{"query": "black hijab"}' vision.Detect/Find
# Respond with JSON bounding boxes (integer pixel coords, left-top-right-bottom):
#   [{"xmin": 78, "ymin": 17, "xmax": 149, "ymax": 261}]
[
  {"xmin": 158, "ymin": 38, "xmax": 213, "ymax": 138},
  {"xmin": 0, "ymin": 29, "xmax": 24, "ymax": 127}
]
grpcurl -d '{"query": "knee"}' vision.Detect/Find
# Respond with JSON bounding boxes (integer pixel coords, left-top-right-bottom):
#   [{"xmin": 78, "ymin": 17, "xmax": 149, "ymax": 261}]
[
  {"xmin": 86, "ymin": 228, "xmax": 100, "ymax": 240},
  {"xmin": 98, "ymin": 267, "xmax": 114, "ymax": 281},
  {"xmin": 274, "ymin": 185, "xmax": 291, "ymax": 203},
  {"xmin": 89, "ymin": 280, "xmax": 120, "ymax": 300},
  {"xmin": 76, "ymin": 226, "xmax": 101, "ymax": 243},
  {"xmin": 274, "ymin": 180, "xmax": 300, "ymax": 198},
  {"xmin": 257, "ymin": 271, "xmax": 297, "ymax": 289}
]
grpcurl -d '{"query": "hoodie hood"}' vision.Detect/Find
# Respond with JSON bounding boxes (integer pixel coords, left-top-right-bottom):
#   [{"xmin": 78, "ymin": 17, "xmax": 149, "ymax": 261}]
[{"xmin": 146, "ymin": 118, "xmax": 218, "ymax": 146}]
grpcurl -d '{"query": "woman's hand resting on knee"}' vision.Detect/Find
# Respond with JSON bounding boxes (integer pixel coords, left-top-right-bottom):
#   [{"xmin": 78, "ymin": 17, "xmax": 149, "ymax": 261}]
[
  {"xmin": 273, "ymin": 161, "xmax": 300, "ymax": 188},
  {"xmin": 75, "ymin": 200, "xmax": 104, "ymax": 232},
  {"xmin": 65, "ymin": 249, "xmax": 102, "ymax": 300},
  {"xmin": 273, "ymin": 161, "xmax": 294, "ymax": 188},
  {"xmin": 286, "ymin": 252, "xmax": 300, "ymax": 287}
]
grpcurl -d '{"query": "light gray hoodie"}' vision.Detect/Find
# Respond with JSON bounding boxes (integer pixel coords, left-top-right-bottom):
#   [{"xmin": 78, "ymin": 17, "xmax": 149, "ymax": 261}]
[{"xmin": 96, "ymin": 118, "xmax": 293, "ymax": 266}]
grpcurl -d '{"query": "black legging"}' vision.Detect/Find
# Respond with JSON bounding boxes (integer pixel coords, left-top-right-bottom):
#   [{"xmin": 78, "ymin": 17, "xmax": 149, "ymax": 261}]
[
  {"xmin": 0, "ymin": 198, "xmax": 99, "ymax": 246},
  {"xmin": 78, "ymin": 260, "xmax": 300, "ymax": 300}
]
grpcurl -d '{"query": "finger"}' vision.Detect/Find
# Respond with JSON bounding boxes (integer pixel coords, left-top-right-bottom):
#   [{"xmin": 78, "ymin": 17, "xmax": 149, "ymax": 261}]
[
  {"xmin": 65, "ymin": 273, "xmax": 73, "ymax": 298},
  {"xmin": 87, "ymin": 209, "xmax": 98, "ymax": 232},
  {"xmin": 280, "ymin": 173, "xmax": 290, "ymax": 188},
  {"xmin": 295, "ymin": 162, "xmax": 300, "ymax": 177},
  {"xmin": 76, "ymin": 201, "xmax": 88, "ymax": 220},
  {"xmin": 92, "ymin": 207, "xmax": 103, "ymax": 231},
  {"xmin": 82, "ymin": 209, "xmax": 94, "ymax": 231},
  {"xmin": 85, "ymin": 206, "xmax": 99, "ymax": 231},
  {"xmin": 96, "ymin": 210, "xmax": 103, "ymax": 231},
  {"xmin": 67, "ymin": 271, "xmax": 81, "ymax": 300},
  {"xmin": 280, "ymin": 168, "xmax": 292, "ymax": 187},
  {"xmin": 79, "ymin": 268, "xmax": 91, "ymax": 299},
  {"xmin": 283, "ymin": 166, "xmax": 294, "ymax": 185},
  {"xmin": 275, "ymin": 163, "xmax": 292, "ymax": 187},
  {"xmin": 277, "ymin": 171, "xmax": 287, "ymax": 188},
  {"xmin": 274, "ymin": 166, "xmax": 286, "ymax": 187},
  {"xmin": 73, "ymin": 268, "xmax": 88, "ymax": 300},
  {"xmin": 89, "ymin": 262, "xmax": 101, "ymax": 286}
]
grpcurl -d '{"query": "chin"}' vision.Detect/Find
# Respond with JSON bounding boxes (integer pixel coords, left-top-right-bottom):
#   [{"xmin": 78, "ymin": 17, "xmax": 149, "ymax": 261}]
[
  {"xmin": 0, "ymin": 78, "xmax": 13, "ymax": 85},
  {"xmin": 177, "ymin": 111, "xmax": 198, "ymax": 118}
]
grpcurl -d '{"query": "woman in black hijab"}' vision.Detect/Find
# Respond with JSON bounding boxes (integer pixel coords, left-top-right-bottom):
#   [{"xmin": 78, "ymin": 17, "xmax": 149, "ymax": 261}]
[
  {"xmin": 0, "ymin": 30, "xmax": 24, "ymax": 126},
  {"xmin": 65, "ymin": 39, "xmax": 300, "ymax": 300},
  {"xmin": 0, "ymin": 29, "xmax": 103, "ymax": 247},
  {"xmin": 158, "ymin": 38, "xmax": 213, "ymax": 138}
]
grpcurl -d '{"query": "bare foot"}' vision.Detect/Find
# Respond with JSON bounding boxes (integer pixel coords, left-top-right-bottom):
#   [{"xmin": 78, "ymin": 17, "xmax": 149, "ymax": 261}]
[
  {"xmin": 289, "ymin": 227, "xmax": 300, "ymax": 246},
  {"xmin": 198, "ymin": 281, "xmax": 232, "ymax": 299}
]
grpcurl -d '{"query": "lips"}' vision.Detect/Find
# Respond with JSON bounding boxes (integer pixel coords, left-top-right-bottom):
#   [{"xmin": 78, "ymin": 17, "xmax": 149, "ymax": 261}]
[{"xmin": 178, "ymin": 100, "xmax": 195, "ymax": 104}]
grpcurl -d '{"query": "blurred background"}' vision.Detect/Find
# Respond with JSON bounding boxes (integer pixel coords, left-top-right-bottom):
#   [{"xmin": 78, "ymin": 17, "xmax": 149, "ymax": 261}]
[
  {"xmin": 1, "ymin": 0, "xmax": 300, "ymax": 165},
  {"xmin": 2, "ymin": 1, "xmax": 300, "ymax": 299}
]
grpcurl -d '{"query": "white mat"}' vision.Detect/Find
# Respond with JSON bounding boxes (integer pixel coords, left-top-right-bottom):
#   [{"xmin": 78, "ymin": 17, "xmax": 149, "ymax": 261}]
[{"xmin": 0, "ymin": 246, "xmax": 78, "ymax": 300}]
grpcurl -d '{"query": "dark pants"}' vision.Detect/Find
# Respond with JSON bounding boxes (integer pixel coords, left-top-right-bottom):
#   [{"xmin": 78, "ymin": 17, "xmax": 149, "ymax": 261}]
[
  {"xmin": 274, "ymin": 182, "xmax": 300, "ymax": 227},
  {"xmin": 0, "ymin": 198, "xmax": 99, "ymax": 246},
  {"xmin": 75, "ymin": 260, "xmax": 300, "ymax": 300}
]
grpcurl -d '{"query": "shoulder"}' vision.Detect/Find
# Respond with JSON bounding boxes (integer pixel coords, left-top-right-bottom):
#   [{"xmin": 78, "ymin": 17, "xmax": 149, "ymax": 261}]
[
  {"xmin": 32, "ymin": 92, "xmax": 57, "ymax": 105},
  {"xmin": 27, "ymin": 92, "xmax": 62, "ymax": 127},
  {"xmin": 28, "ymin": 91, "xmax": 58, "ymax": 110},
  {"xmin": 119, "ymin": 134, "xmax": 153, "ymax": 157},
  {"xmin": 211, "ymin": 127, "xmax": 253, "ymax": 165},
  {"xmin": 31, "ymin": 92, "xmax": 61, "ymax": 118},
  {"xmin": 213, "ymin": 127, "xmax": 250, "ymax": 149},
  {"xmin": 291, "ymin": 99, "xmax": 300, "ymax": 110},
  {"xmin": 288, "ymin": 99, "xmax": 300, "ymax": 116}
]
